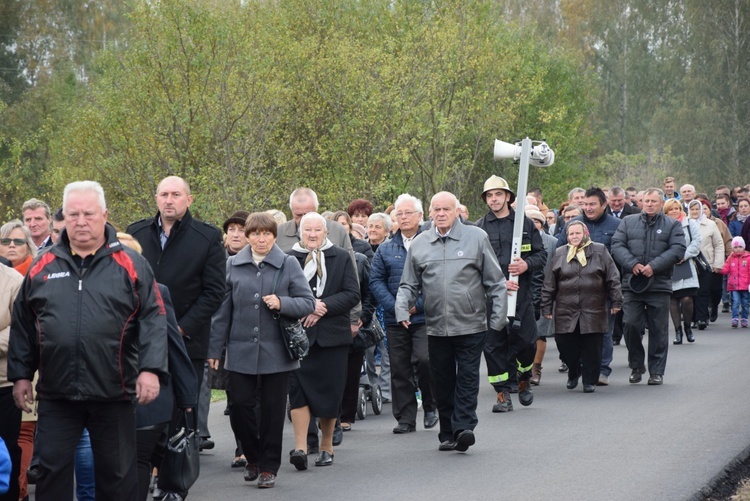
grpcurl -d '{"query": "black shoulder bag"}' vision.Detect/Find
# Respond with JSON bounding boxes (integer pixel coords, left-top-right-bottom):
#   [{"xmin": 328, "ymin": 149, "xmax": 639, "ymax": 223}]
[
  {"xmin": 687, "ymin": 222, "xmax": 712, "ymax": 273},
  {"xmin": 272, "ymin": 257, "xmax": 310, "ymax": 361},
  {"xmin": 159, "ymin": 409, "xmax": 200, "ymax": 492}
]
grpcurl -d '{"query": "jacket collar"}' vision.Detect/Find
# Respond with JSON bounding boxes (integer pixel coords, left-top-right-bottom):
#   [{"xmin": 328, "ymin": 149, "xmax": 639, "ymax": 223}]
[
  {"xmin": 153, "ymin": 208, "xmax": 194, "ymax": 235},
  {"xmin": 484, "ymin": 207, "xmax": 515, "ymax": 223},
  {"xmin": 426, "ymin": 218, "xmax": 464, "ymax": 243},
  {"xmin": 55, "ymin": 223, "xmax": 122, "ymax": 261},
  {"xmin": 232, "ymin": 243, "xmax": 286, "ymax": 268},
  {"xmin": 392, "ymin": 227, "xmax": 422, "ymax": 245}
]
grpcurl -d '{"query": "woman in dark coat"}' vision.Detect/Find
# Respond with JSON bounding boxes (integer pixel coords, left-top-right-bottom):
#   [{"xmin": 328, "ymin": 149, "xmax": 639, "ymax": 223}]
[
  {"xmin": 208, "ymin": 213, "xmax": 315, "ymax": 489},
  {"xmin": 287, "ymin": 212, "xmax": 360, "ymax": 470},
  {"xmin": 541, "ymin": 221, "xmax": 623, "ymax": 393},
  {"xmin": 117, "ymin": 233, "xmax": 198, "ymax": 501}
]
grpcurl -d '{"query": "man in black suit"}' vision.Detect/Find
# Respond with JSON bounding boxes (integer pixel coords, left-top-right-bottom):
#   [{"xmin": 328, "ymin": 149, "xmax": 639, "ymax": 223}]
[{"xmin": 607, "ymin": 186, "xmax": 640, "ymax": 219}]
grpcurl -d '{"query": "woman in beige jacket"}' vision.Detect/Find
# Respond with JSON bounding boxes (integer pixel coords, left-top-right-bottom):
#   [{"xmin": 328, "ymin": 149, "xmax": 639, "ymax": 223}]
[{"xmin": 689, "ymin": 200, "xmax": 725, "ymax": 331}]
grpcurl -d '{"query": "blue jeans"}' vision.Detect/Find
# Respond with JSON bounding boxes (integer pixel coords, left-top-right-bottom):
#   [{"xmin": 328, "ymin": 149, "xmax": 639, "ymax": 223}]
[
  {"xmin": 731, "ymin": 291, "xmax": 749, "ymax": 320},
  {"xmin": 75, "ymin": 428, "xmax": 95, "ymax": 501}
]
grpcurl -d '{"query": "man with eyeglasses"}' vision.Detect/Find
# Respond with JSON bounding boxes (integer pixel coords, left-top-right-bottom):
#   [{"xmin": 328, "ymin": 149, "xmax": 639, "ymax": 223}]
[{"xmin": 370, "ymin": 194, "xmax": 438, "ymax": 434}]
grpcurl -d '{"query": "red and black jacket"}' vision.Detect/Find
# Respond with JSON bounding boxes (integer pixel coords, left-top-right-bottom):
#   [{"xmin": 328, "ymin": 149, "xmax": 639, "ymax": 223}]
[{"xmin": 8, "ymin": 224, "xmax": 168, "ymax": 402}]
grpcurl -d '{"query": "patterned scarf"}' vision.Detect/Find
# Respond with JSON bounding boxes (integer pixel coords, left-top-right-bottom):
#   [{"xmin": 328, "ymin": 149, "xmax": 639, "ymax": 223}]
[{"xmin": 292, "ymin": 238, "xmax": 334, "ymax": 297}]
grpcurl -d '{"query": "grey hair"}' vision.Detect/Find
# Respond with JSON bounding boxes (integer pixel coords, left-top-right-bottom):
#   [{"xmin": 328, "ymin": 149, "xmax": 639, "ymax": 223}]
[
  {"xmin": 609, "ymin": 186, "xmax": 625, "ymax": 197},
  {"xmin": 299, "ymin": 211, "xmax": 327, "ymax": 232},
  {"xmin": 63, "ymin": 181, "xmax": 107, "ymax": 213},
  {"xmin": 367, "ymin": 212, "xmax": 392, "ymax": 231},
  {"xmin": 289, "ymin": 188, "xmax": 319, "ymax": 211},
  {"xmin": 0, "ymin": 219, "xmax": 38, "ymax": 258},
  {"xmin": 21, "ymin": 198, "xmax": 51, "ymax": 219},
  {"xmin": 644, "ymin": 187, "xmax": 665, "ymax": 199},
  {"xmin": 568, "ymin": 187, "xmax": 585, "ymax": 201},
  {"xmin": 393, "ymin": 193, "xmax": 424, "ymax": 215},
  {"xmin": 680, "ymin": 184, "xmax": 695, "ymax": 193},
  {"xmin": 429, "ymin": 191, "xmax": 459, "ymax": 211}
]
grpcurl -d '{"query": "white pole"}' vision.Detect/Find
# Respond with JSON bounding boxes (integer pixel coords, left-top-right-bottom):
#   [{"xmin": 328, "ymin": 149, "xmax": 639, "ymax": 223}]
[{"xmin": 506, "ymin": 137, "xmax": 532, "ymax": 320}]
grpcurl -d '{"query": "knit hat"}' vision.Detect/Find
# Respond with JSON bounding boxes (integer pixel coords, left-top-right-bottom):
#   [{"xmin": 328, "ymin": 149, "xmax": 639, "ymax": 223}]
[
  {"xmin": 732, "ymin": 236, "xmax": 746, "ymax": 249},
  {"xmin": 525, "ymin": 209, "xmax": 546, "ymax": 225},
  {"xmin": 222, "ymin": 210, "xmax": 250, "ymax": 233}
]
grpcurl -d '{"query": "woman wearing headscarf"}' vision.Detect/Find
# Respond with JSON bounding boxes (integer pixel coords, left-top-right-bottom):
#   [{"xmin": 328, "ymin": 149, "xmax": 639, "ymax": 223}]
[
  {"xmin": 664, "ymin": 200, "xmax": 701, "ymax": 344},
  {"xmin": 689, "ymin": 200, "xmax": 725, "ymax": 331},
  {"xmin": 209, "ymin": 213, "xmax": 315, "ymax": 488},
  {"xmin": 541, "ymin": 220, "xmax": 622, "ymax": 393},
  {"xmin": 287, "ymin": 213, "xmax": 359, "ymax": 469}
]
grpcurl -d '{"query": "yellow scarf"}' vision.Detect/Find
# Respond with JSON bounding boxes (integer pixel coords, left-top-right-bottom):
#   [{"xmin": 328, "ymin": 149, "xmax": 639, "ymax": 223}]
[{"xmin": 566, "ymin": 239, "xmax": 592, "ymax": 267}]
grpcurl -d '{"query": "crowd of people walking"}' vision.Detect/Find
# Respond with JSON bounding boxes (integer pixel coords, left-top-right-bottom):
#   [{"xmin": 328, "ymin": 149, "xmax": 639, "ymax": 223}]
[{"xmin": 1, "ymin": 175, "xmax": 749, "ymax": 499}]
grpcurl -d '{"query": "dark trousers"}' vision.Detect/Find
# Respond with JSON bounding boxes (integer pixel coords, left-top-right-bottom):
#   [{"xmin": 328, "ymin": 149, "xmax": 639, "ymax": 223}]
[
  {"xmin": 695, "ymin": 271, "xmax": 723, "ymax": 322},
  {"xmin": 555, "ymin": 326, "xmax": 604, "ymax": 386},
  {"xmin": 612, "ymin": 309, "xmax": 624, "ymax": 343},
  {"xmin": 387, "ymin": 323, "xmax": 436, "ymax": 427},
  {"xmin": 0, "ymin": 387, "xmax": 21, "ymax": 501},
  {"xmin": 136, "ymin": 424, "xmax": 167, "ymax": 501},
  {"xmin": 35, "ymin": 399, "xmax": 137, "ymax": 501},
  {"xmin": 622, "ymin": 290, "xmax": 671, "ymax": 376},
  {"xmin": 228, "ymin": 371, "xmax": 289, "ymax": 475},
  {"xmin": 340, "ymin": 350, "xmax": 365, "ymax": 423},
  {"xmin": 428, "ymin": 331, "xmax": 486, "ymax": 443},
  {"xmin": 484, "ymin": 303, "xmax": 537, "ymax": 392}
]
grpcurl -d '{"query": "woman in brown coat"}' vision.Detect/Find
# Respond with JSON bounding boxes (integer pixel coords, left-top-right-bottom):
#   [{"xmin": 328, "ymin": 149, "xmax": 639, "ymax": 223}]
[{"xmin": 541, "ymin": 221, "xmax": 623, "ymax": 393}]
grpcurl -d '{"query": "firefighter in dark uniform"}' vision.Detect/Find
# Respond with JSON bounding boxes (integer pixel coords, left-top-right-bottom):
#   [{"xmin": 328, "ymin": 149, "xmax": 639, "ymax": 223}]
[{"xmin": 476, "ymin": 176, "xmax": 546, "ymax": 412}]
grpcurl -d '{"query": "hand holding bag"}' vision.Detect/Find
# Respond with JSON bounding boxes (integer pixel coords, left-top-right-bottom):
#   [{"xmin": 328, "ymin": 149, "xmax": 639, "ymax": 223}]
[
  {"xmin": 687, "ymin": 223, "xmax": 712, "ymax": 273},
  {"xmin": 272, "ymin": 257, "xmax": 310, "ymax": 361},
  {"xmin": 351, "ymin": 316, "xmax": 386, "ymax": 351},
  {"xmin": 159, "ymin": 409, "xmax": 200, "ymax": 492}
]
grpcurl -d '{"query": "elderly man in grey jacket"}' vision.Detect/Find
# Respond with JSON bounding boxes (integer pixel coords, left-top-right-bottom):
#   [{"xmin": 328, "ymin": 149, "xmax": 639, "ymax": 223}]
[
  {"xmin": 611, "ymin": 188, "xmax": 686, "ymax": 386},
  {"xmin": 396, "ymin": 191, "xmax": 507, "ymax": 453}
]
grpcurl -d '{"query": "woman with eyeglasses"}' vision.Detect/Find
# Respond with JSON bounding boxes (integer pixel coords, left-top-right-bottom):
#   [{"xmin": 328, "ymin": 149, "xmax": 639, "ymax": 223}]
[{"xmin": 0, "ymin": 220, "xmax": 37, "ymax": 275}]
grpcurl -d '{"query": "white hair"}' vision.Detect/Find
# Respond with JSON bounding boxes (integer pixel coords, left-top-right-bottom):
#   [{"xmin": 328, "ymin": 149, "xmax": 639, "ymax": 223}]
[
  {"xmin": 299, "ymin": 211, "xmax": 327, "ymax": 232},
  {"xmin": 289, "ymin": 188, "xmax": 319, "ymax": 211},
  {"xmin": 367, "ymin": 212, "xmax": 392, "ymax": 231},
  {"xmin": 429, "ymin": 191, "xmax": 459, "ymax": 211},
  {"xmin": 393, "ymin": 193, "xmax": 424, "ymax": 215},
  {"xmin": 63, "ymin": 181, "xmax": 107, "ymax": 213}
]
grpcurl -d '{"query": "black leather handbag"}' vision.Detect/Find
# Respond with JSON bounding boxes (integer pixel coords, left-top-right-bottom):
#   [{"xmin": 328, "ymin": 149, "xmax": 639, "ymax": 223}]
[
  {"xmin": 351, "ymin": 316, "xmax": 386, "ymax": 351},
  {"xmin": 272, "ymin": 257, "xmax": 310, "ymax": 361},
  {"xmin": 159, "ymin": 409, "xmax": 200, "ymax": 492}
]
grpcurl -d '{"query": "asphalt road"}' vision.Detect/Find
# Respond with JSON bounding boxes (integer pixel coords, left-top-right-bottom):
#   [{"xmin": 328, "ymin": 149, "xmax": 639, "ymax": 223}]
[{"xmin": 30, "ymin": 311, "xmax": 750, "ymax": 500}]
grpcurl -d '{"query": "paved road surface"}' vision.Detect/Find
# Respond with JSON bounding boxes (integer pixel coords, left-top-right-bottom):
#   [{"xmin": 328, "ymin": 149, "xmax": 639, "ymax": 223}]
[{"xmin": 29, "ymin": 312, "xmax": 750, "ymax": 500}]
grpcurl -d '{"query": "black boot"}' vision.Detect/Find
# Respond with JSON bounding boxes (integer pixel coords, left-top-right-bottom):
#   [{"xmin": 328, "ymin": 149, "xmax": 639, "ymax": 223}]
[
  {"xmin": 684, "ymin": 321, "xmax": 695, "ymax": 343},
  {"xmin": 673, "ymin": 327, "xmax": 683, "ymax": 345}
]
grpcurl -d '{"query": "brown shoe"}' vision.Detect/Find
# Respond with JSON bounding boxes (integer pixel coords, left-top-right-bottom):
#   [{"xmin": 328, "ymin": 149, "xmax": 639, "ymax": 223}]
[
  {"xmin": 492, "ymin": 389, "xmax": 513, "ymax": 412},
  {"xmin": 530, "ymin": 363, "xmax": 542, "ymax": 386},
  {"xmin": 257, "ymin": 472, "xmax": 276, "ymax": 488}
]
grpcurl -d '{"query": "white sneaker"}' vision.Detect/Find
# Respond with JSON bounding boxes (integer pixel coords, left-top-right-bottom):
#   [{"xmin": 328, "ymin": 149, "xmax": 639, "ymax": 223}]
[{"xmin": 597, "ymin": 374, "xmax": 609, "ymax": 386}]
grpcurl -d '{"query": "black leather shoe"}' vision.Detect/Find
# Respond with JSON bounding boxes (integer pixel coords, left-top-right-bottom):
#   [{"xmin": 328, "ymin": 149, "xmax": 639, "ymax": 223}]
[
  {"xmin": 393, "ymin": 423, "xmax": 416, "ymax": 434},
  {"xmin": 332, "ymin": 424, "xmax": 343, "ymax": 446},
  {"xmin": 314, "ymin": 451, "xmax": 334, "ymax": 467},
  {"xmin": 453, "ymin": 430, "xmax": 475, "ymax": 452},
  {"xmin": 673, "ymin": 327, "xmax": 683, "ymax": 345},
  {"xmin": 710, "ymin": 308, "xmax": 718, "ymax": 322},
  {"xmin": 566, "ymin": 378, "xmax": 578, "ymax": 390},
  {"xmin": 152, "ymin": 487, "xmax": 166, "ymax": 500},
  {"xmin": 307, "ymin": 444, "xmax": 319, "ymax": 455},
  {"xmin": 558, "ymin": 362, "xmax": 569, "ymax": 373},
  {"xmin": 629, "ymin": 367, "xmax": 645, "ymax": 384},
  {"xmin": 697, "ymin": 320, "xmax": 707, "ymax": 330},
  {"xmin": 199, "ymin": 438, "xmax": 214, "ymax": 451},
  {"xmin": 423, "ymin": 411, "xmax": 438, "ymax": 429},
  {"xmin": 289, "ymin": 449, "xmax": 308, "ymax": 471},
  {"xmin": 438, "ymin": 440, "xmax": 456, "ymax": 451},
  {"xmin": 583, "ymin": 384, "xmax": 595, "ymax": 393},
  {"xmin": 243, "ymin": 463, "xmax": 259, "ymax": 482},
  {"xmin": 647, "ymin": 375, "xmax": 663, "ymax": 385}
]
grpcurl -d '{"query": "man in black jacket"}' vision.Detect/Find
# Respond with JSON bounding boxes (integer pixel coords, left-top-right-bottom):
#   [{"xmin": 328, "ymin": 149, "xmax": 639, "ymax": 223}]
[
  {"xmin": 127, "ymin": 176, "xmax": 225, "ymax": 454},
  {"xmin": 611, "ymin": 188, "xmax": 686, "ymax": 386},
  {"xmin": 9, "ymin": 181, "xmax": 168, "ymax": 500}
]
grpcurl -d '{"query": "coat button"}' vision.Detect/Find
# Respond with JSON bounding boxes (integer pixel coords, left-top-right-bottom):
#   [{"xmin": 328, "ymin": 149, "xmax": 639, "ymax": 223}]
[
  {"xmin": 253, "ymin": 337, "xmax": 259, "ymax": 343},
  {"xmin": 254, "ymin": 293, "xmax": 259, "ymax": 298},
  {"xmin": 257, "ymin": 272, "xmax": 261, "ymax": 277},
  {"xmin": 254, "ymin": 327, "xmax": 259, "ymax": 332},
  {"xmin": 254, "ymin": 304, "xmax": 259, "ymax": 309},
  {"xmin": 260, "ymin": 263, "xmax": 264, "ymax": 268}
]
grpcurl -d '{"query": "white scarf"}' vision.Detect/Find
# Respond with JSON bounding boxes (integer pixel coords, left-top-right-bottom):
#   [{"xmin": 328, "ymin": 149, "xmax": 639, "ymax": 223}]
[{"xmin": 292, "ymin": 238, "xmax": 334, "ymax": 297}]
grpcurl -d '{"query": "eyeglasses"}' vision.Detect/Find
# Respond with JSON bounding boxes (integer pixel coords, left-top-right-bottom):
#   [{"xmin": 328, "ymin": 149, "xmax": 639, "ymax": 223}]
[
  {"xmin": 396, "ymin": 211, "xmax": 419, "ymax": 218},
  {"xmin": 0, "ymin": 238, "xmax": 27, "ymax": 246}
]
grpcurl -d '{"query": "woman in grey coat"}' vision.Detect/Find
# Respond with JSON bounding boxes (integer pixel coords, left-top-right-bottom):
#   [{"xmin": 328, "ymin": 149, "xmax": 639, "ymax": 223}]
[
  {"xmin": 664, "ymin": 199, "xmax": 701, "ymax": 344},
  {"xmin": 208, "ymin": 213, "xmax": 315, "ymax": 489}
]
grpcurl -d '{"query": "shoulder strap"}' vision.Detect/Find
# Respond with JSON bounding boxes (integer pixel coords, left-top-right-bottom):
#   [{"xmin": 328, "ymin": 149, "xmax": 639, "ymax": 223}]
[{"xmin": 271, "ymin": 256, "xmax": 287, "ymax": 295}]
